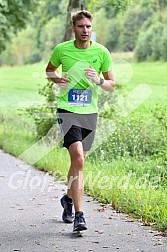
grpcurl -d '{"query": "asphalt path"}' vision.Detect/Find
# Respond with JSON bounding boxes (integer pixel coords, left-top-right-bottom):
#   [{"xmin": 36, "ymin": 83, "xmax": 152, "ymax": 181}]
[{"xmin": 0, "ymin": 149, "xmax": 166, "ymax": 252}]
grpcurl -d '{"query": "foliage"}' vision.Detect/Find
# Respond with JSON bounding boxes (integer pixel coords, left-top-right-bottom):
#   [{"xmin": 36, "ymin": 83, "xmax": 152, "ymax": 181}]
[
  {"xmin": 159, "ymin": 28, "xmax": 167, "ymax": 60},
  {"xmin": 11, "ymin": 26, "xmax": 40, "ymax": 65},
  {"xmin": 0, "ymin": 0, "xmax": 67, "ymax": 64},
  {"xmin": 147, "ymin": 0, "xmax": 167, "ymax": 11},
  {"xmin": 0, "ymin": 0, "xmax": 38, "ymax": 52},
  {"xmin": 0, "ymin": 15, "xmax": 66, "ymax": 65},
  {"xmin": 90, "ymin": 106, "xmax": 167, "ymax": 162},
  {"xmin": 2, "ymin": 25, "xmax": 42, "ymax": 65},
  {"xmin": 33, "ymin": 0, "xmax": 68, "ymax": 46},
  {"xmin": 105, "ymin": 19, "xmax": 121, "ymax": 51},
  {"xmin": 120, "ymin": 7, "xmax": 153, "ymax": 51},
  {"xmin": 135, "ymin": 21, "xmax": 167, "ymax": 61},
  {"xmin": 93, "ymin": 8, "xmax": 110, "ymax": 46},
  {"xmin": 94, "ymin": 0, "xmax": 134, "ymax": 11},
  {"xmin": 1, "ymin": 0, "xmax": 167, "ymax": 65},
  {"xmin": 39, "ymin": 16, "xmax": 66, "ymax": 61},
  {"xmin": 22, "ymin": 80, "xmax": 58, "ymax": 139},
  {"xmin": 25, "ymin": 50, "xmax": 42, "ymax": 65}
]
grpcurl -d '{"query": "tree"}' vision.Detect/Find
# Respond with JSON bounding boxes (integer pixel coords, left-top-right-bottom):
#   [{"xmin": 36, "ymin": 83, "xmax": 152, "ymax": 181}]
[
  {"xmin": 91, "ymin": 0, "xmax": 134, "ymax": 11},
  {"xmin": 120, "ymin": 8, "xmax": 152, "ymax": 51},
  {"xmin": 39, "ymin": 16, "xmax": 66, "ymax": 60},
  {"xmin": 33, "ymin": 0, "xmax": 67, "ymax": 48},
  {"xmin": 0, "ymin": 0, "xmax": 38, "ymax": 52},
  {"xmin": 64, "ymin": 0, "xmax": 86, "ymax": 41},
  {"xmin": 142, "ymin": 0, "xmax": 167, "ymax": 12},
  {"xmin": 63, "ymin": 0, "xmax": 133, "ymax": 41},
  {"xmin": 134, "ymin": 21, "xmax": 166, "ymax": 61},
  {"xmin": 64, "ymin": 0, "xmax": 133, "ymax": 41},
  {"xmin": 93, "ymin": 8, "xmax": 110, "ymax": 45},
  {"xmin": 11, "ymin": 26, "xmax": 38, "ymax": 65}
]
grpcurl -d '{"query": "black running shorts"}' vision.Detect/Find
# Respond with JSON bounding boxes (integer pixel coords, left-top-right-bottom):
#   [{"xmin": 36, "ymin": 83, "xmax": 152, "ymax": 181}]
[{"xmin": 56, "ymin": 108, "xmax": 97, "ymax": 151}]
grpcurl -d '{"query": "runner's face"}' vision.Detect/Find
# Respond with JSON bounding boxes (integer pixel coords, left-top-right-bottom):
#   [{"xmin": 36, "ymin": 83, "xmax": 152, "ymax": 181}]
[{"xmin": 73, "ymin": 18, "xmax": 92, "ymax": 42}]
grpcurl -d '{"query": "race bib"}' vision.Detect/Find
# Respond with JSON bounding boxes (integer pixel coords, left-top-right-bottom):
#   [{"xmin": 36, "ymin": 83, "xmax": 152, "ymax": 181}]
[{"xmin": 68, "ymin": 89, "xmax": 92, "ymax": 106}]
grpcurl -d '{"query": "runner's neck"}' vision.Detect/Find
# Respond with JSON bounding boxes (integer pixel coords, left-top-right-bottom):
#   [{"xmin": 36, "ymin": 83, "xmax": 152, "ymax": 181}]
[{"xmin": 74, "ymin": 40, "xmax": 92, "ymax": 49}]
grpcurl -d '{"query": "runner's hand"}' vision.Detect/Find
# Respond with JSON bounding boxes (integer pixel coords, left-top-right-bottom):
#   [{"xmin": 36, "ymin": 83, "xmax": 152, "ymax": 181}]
[
  {"xmin": 84, "ymin": 66, "xmax": 100, "ymax": 84},
  {"xmin": 57, "ymin": 73, "xmax": 69, "ymax": 88}
]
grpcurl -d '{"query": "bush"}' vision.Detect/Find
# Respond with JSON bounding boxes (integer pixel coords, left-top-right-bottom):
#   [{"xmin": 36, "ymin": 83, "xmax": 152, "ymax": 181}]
[
  {"xmin": 159, "ymin": 28, "xmax": 167, "ymax": 60},
  {"xmin": 93, "ymin": 8, "xmax": 110, "ymax": 47},
  {"xmin": 106, "ymin": 19, "xmax": 121, "ymax": 52},
  {"xmin": 39, "ymin": 16, "xmax": 66, "ymax": 55},
  {"xmin": 11, "ymin": 26, "xmax": 39, "ymax": 65},
  {"xmin": 119, "ymin": 8, "xmax": 152, "ymax": 51},
  {"xmin": 25, "ymin": 50, "xmax": 42, "ymax": 64},
  {"xmin": 21, "ymin": 80, "xmax": 58, "ymax": 139},
  {"xmin": 135, "ymin": 21, "xmax": 167, "ymax": 61},
  {"xmin": 90, "ymin": 106, "xmax": 167, "ymax": 162}
]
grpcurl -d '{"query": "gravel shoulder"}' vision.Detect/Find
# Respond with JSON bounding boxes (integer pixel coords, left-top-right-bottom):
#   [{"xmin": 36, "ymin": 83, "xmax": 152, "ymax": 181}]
[{"xmin": 0, "ymin": 149, "xmax": 166, "ymax": 252}]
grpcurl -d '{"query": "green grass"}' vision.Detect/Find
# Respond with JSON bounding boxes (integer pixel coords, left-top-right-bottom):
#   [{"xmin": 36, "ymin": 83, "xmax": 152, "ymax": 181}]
[
  {"xmin": 129, "ymin": 62, "xmax": 167, "ymax": 104},
  {"xmin": 0, "ymin": 63, "xmax": 46, "ymax": 113},
  {"xmin": 0, "ymin": 61, "xmax": 167, "ymax": 231}
]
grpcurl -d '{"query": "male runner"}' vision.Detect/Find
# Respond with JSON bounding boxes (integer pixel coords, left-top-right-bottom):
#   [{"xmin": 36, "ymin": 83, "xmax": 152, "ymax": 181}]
[{"xmin": 46, "ymin": 10, "xmax": 115, "ymax": 232}]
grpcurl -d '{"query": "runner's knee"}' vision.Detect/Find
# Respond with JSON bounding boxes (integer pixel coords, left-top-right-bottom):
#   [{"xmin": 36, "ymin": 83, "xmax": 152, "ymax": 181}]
[{"xmin": 71, "ymin": 154, "xmax": 84, "ymax": 170}]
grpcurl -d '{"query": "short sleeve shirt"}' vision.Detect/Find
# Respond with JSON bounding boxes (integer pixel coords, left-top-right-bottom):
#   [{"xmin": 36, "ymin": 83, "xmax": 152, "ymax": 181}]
[{"xmin": 50, "ymin": 40, "xmax": 112, "ymax": 114}]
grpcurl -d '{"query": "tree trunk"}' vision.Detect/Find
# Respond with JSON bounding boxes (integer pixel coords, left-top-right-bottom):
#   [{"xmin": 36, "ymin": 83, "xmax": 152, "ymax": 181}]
[{"xmin": 63, "ymin": 0, "xmax": 86, "ymax": 41}]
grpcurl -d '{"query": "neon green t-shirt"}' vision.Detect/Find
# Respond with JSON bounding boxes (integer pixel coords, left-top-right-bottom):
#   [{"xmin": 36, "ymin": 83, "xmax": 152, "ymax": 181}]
[{"xmin": 50, "ymin": 40, "xmax": 112, "ymax": 114}]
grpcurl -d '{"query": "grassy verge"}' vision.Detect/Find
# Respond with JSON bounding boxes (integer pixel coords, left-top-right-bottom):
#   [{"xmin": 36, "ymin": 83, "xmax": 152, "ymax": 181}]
[
  {"xmin": 0, "ymin": 62, "xmax": 167, "ymax": 231},
  {"xmin": 1, "ymin": 116, "xmax": 166, "ymax": 231}
]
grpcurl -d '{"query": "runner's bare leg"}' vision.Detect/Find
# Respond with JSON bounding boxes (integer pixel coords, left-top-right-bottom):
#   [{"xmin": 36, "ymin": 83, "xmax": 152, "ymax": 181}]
[{"xmin": 67, "ymin": 141, "xmax": 86, "ymax": 212}]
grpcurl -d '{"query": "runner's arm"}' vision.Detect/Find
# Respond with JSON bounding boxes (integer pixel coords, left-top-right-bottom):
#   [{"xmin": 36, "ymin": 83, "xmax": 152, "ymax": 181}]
[
  {"xmin": 85, "ymin": 66, "xmax": 115, "ymax": 92},
  {"xmin": 101, "ymin": 70, "xmax": 115, "ymax": 92},
  {"xmin": 46, "ymin": 61, "xmax": 69, "ymax": 89}
]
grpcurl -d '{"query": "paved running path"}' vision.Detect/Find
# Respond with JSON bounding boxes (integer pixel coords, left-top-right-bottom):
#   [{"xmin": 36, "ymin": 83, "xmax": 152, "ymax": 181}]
[{"xmin": 0, "ymin": 149, "xmax": 166, "ymax": 252}]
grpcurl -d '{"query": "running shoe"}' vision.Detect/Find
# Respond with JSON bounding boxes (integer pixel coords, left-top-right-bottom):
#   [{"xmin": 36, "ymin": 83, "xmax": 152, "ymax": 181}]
[
  {"xmin": 73, "ymin": 211, "xmax": 88, "ymax": 232},
  {"xmin": 60, "ymin": 195, "xmax": 74, "ymax": 223}
]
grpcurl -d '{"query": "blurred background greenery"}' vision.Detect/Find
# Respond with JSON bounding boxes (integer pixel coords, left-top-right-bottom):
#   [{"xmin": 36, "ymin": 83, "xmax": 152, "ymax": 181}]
[{"xmin": 1, "ymin": 0, "xmax": 167, "ymax": 65}]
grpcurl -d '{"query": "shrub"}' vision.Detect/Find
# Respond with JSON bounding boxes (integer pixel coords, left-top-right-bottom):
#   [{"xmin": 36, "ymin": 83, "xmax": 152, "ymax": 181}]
[
  {"xmin": 21, "ymin": 80, "xmax": 58, "ymax": 139},
  {"xmin": 90, "ymin": 106, "xmax": 167, "ymax": 162},
  {"xmin": 25, "ymin": 50, "xmax": 42, "ymax": 64},
  {"xmin": 120, "ymin": 8, "xmax": 152, "ymax": 51},
  {"xmin": 106, "ymin": 19, "xmax": 121, "ymax": 52},
  {"xmin": 135, "ymin": 21, "xmax": 167, "ymax": 61},
  {"xmin": 159, "ymin": 28, "xmax": 167, "ymax": 60}
]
